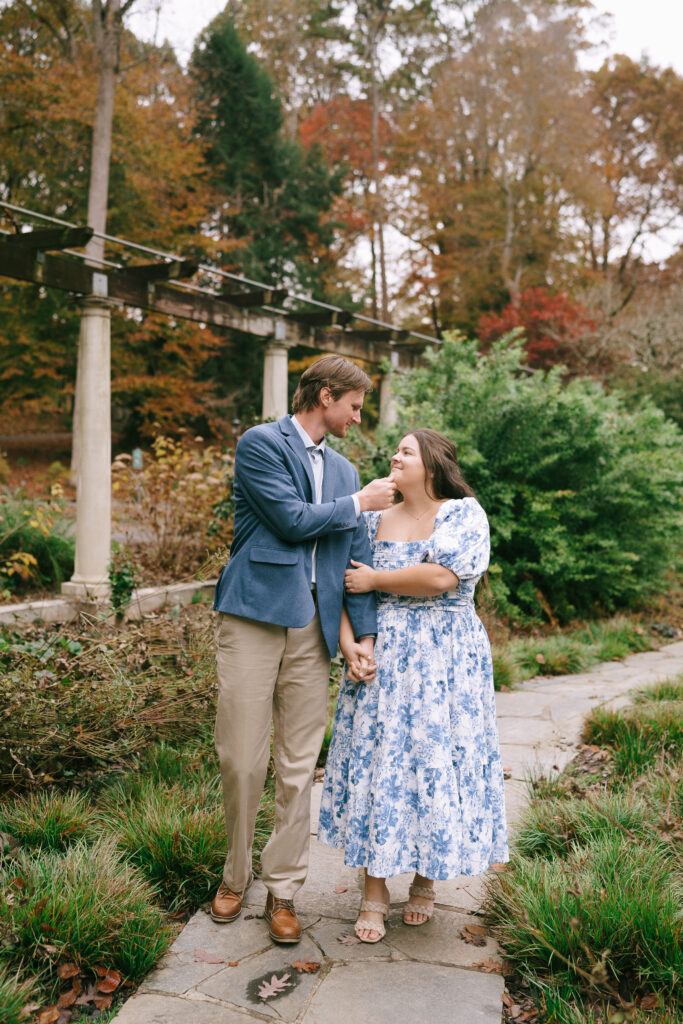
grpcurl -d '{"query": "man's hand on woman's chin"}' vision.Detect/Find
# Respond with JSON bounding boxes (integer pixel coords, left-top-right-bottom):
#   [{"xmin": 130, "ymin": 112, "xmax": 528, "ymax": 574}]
[{"xmin": 354, "ymin": 474, "xmax": 396, "ymax": 512}]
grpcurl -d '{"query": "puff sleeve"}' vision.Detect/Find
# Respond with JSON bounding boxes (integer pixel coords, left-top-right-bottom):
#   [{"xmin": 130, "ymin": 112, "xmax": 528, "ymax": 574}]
[{"xmin": 424, "ymin": 498, "xmax": 490, "ymax": 580}]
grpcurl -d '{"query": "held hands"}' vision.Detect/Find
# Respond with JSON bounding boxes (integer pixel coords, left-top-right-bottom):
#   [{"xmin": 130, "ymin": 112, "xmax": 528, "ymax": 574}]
[
  {"xmin": 341, "ymin": 636, "xmax": 376, "ymax": 683},
  {"xmin": 344, "ymin": 559, "xmax": 377, "ymax": 594},
  {"xmin": 356, "ymin": 473, "xmax": 396, "ymax": 512}
]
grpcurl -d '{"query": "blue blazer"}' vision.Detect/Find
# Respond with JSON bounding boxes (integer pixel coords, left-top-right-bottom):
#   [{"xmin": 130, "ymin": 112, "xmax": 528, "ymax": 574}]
[{"xmin": 213, "ymin": 416, "xmax": 377, "ymax": 658}]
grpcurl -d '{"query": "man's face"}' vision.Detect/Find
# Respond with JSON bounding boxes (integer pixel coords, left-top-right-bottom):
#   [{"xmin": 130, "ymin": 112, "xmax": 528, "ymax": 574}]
[{"xmin": 321, "ymin": 388, "xmax": 365, "ymax": 438}]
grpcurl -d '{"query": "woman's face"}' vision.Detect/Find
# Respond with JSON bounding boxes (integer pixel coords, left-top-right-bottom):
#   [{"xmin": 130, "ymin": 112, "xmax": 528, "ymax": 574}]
[{"xmin": 390, "ymin": 434, "xmax": 428, "ymax": 492}]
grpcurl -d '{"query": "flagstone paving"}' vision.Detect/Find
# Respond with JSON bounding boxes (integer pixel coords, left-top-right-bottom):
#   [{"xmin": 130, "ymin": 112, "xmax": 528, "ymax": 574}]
[{"xmin": 113, "ymin": 640, "xmax": 683, "ymax": 1024}]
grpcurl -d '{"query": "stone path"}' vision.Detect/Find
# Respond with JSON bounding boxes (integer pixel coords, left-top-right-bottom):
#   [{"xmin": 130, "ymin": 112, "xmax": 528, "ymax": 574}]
[{"xmin": 113, "ymin": 640, "xmax": 683, "ymax": 1024}]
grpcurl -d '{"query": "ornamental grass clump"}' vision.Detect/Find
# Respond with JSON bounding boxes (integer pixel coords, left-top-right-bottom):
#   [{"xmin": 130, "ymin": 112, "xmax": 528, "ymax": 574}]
[
  {"xmin": 514, "ymin": 790, "xmax": 654, "ymax": 861},
  {"xmin": 583, "ymin": 699, "xmax": 683, "ymax": 780},
  {"xmin": 484, "ymin": 677, "xmax": 683, "ymax": 1022},
  {"xmin": 99, "ymin": 779, "xmax": 227, "ymax": 910},
  {"xmin": 99, "ymin": 773, "xmax": 274, "ymax": 911},
  {"xmin": 0, "ymin": 966, "xmax": 38, "ymax": 1024},
  {"xmin": 486, "ymin": 832, "xmax": 682, "ymax": 1014},
  {"xmin": 0, "ymin": 839, "xmax": 171, "ymax": 981},
  {"xmin": 0, "ymin": 790, "xmax": 95, "ymax": 853}
]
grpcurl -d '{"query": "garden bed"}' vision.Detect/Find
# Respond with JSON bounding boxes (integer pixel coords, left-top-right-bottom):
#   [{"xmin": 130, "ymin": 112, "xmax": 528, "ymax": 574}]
[{"xmin": 484, "ymin": 675, "xmax": 683, "ymax": 1024}]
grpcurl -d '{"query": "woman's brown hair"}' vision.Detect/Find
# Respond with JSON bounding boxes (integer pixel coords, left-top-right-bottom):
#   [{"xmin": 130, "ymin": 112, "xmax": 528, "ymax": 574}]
[{"xmin": 409, "ymin": 428, "xmax": 476, "ymax": 501}]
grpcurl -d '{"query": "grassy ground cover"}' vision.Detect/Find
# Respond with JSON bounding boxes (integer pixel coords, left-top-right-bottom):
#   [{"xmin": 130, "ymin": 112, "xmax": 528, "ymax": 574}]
[
  {"xmin": 0, "ymin": 607, "xmax": 274, "ymax": 1023},
  {"xmin": 484, "ymin": 675, "xmax": 683, "ymax": 1024},
  {"xmin": 0, "ymin": 596, "xmax": 678, "ymax": 1022}
]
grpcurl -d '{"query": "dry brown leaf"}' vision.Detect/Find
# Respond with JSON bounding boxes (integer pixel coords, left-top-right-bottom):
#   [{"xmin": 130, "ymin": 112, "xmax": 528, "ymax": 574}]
[
  {"xmin": 19, "ymin": 1005, "xmax": 42, "ymax": 1019},
  {"xmin": 93, "ymin": 994, "xmax": 112, "ymax": 1011},
  {"xmin": 490, "ymin": 863, "xmax": 509, "ymax": 873},
  {"xmin": 639, "ymin": 994, "xmax": 658, "ymax": 1010},
  {"xmin": 95, "ymin": 968, "xmax": 121, "ymax": 993},
  {"xmin": 57, "ymin": 990, "xmax": 78, "ymax": 1009},
  {"xmin": 535, "ymin": 653, "xmax": 546, "ymax": 664},
  {"xmin": 502, "ymin": 993, "xmax": 516, "ymax": 1007},
  {"xmin": 337, "ymin": 934, "xmax": 361, "ymax": 945},
  {"xmin": 228, "ymin": 961, "xmax": 239, "ymax": 967},
  {"xmin": 465, "ymin": 923, "xmax": 488, "ymax": 935},
  {"xmin": 461, "ymin": 926, "xmax": 487, "ymax": 947},
  {"xmin": 194, "ymin": 948, "xmax": 225, "ymax": 964},
  {"xmin": 473, "ymin": 957, "xmax": 504, "ymax": 974},
  {"xmin": 37, "ymin": 1008, "xmax": 61, "ymax": 1024},
  {"xmin": 333, "ymin": 885, "xmax": 348, "ymax": 893},
  {"xmin": 56, "ymin": 964, "xmax": 79, "ymax": 980},
  {"xmin": 291, "ymin": 958, "xmax": 320, "ymax": 974}
]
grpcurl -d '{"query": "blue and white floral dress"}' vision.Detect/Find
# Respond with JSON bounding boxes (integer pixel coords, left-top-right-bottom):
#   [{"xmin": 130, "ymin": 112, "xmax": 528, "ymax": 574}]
[{"xmin": 318, "ymin": 498, "xmax": 509, "ymax": 879}]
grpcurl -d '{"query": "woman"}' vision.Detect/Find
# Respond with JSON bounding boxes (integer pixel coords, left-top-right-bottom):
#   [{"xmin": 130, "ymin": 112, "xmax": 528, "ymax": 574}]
[{"xmin": 317, "ymin": 429, "xmax": 508, "ymax": 943}]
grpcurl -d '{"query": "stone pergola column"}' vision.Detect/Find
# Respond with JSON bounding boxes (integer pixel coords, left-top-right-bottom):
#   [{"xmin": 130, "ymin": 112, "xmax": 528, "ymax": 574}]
[
  {"xmin": 379, "ymin": 349, "xmax": 400, "ymax": 427},
  {"xmin": 62, "ymin": 298, "xmax": 111, "ymax": 600},
  {"xmin": 262, "ymin": 324, "xmax": 290, "ymax": 421}
]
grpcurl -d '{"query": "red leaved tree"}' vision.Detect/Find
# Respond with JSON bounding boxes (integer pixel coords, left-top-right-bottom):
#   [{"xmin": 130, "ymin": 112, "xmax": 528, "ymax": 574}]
[{"xmin": 478, "ymin": 288, "xmax": 600, "ymax": 373}]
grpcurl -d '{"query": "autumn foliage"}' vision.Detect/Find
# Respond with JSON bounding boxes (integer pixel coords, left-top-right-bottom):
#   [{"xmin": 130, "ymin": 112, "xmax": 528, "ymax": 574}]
[{"xmin": 478, "ymin": 289, "xmax": 598, "ymax": 372}]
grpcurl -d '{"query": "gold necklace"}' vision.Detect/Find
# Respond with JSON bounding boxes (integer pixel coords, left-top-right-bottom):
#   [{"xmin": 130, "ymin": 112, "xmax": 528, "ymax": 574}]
[{"xmin": 402, "ymin": 503, "xmax": 438, "ymax": 521}]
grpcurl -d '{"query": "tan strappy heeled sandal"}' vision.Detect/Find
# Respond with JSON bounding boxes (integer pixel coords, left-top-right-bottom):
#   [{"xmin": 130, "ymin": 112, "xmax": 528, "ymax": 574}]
[
  {"xmin": 354, "ymin": 898, "xmax": 389, "ymax": 943},
  {"xmin": 403, "ymin": 883, "xmax": 435, "ymax": 926}
]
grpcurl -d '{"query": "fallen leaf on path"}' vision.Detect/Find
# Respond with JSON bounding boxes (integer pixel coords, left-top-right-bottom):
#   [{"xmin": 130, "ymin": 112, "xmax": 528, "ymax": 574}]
[
  {"xmin": 56, "ymin": 963, "xmax": 79, "ymax": 980},
  {"xmin": 291, "ymin": 958, "xmax": 320, "ymax": 974},
  {"xmin": 228, "ymin": 961, "xmax": 239, "ymax": 967},
  {"xmin": 461, "ymin": 925, "xmax": 487, "ymax": 947},
  {"xmin": 337, "ymin": 934, "xmax": 361, "ymax": 945},
  {"xmin": 257, "ymin": 973, "xmax": 292, "ymax": 1000},
  {"xmin": 473, "ymin": 957, "xmax": 504, "ymax": 973},
  {"xmin": 333, "ymin": 885, "xmax": 348, "ymax": 893},
  {"xmin": 194, "ymin": 948, "xmax": 225, "ymax": 964}
]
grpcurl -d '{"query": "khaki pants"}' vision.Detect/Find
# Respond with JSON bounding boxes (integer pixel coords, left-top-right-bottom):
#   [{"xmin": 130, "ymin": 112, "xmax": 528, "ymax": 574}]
[{"xmin": 214, "ymin": 608, "xmax": 330, "ymax": 899}]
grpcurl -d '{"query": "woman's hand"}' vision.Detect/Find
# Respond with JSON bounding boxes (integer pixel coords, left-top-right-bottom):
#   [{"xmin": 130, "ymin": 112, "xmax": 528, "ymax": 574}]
[
  {"xmin": 344, "ymin": 559, "xmax": 377, "ymax": 594},
  {"xmin": 340, "ymin": 638, "xmax": 376, "ymax": 683}
]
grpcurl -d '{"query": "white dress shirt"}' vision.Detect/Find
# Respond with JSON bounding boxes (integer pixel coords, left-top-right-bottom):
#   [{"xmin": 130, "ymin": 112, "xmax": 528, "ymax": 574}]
[{"xmin": 291, "ymin": 416, "xmax": 360, "ymax": 584}]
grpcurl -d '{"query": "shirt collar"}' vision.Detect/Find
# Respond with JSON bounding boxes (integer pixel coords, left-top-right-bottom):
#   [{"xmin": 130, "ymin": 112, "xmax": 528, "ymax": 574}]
[{"xmin": 291, "ymin": 415, "xmax": 326, "ymax": 453}]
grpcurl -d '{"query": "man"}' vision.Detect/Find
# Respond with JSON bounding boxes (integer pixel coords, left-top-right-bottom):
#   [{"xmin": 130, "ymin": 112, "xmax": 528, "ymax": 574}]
[{"xmin": 211, "ymin": 355, "xmax": 396, "ymax": 944}]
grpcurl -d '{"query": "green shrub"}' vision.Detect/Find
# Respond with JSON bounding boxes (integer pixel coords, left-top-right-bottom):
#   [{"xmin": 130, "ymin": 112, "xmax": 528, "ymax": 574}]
[
  {"xmin": 374, "ymin": 335, "xmax": 682, "ymax": 622},
  {"xmin": 0, "ymin": 491, "xmax": 74, "ymax": 595},
  {"xmin": 0, "ymin": 839, "xmax": 171, "ymax": 981},
  {"xmin": 0, "ymin": 791, "xmax": 95, "ymax": 853},
  {"xmin": 632, "ymin": 675, "xmax": 683, "ymax": 704}
]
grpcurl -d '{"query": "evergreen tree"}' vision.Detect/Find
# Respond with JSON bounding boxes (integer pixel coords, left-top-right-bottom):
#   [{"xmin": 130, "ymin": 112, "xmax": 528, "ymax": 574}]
[{"xmin": 190, "ymin": 14, "xmax": 342, "ymax": 295}]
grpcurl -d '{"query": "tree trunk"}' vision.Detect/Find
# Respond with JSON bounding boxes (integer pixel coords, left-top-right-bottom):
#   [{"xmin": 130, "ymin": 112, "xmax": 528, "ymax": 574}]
[{"xmin": 368, "ymin": 6, "xmax": 390, "ymax": 322}]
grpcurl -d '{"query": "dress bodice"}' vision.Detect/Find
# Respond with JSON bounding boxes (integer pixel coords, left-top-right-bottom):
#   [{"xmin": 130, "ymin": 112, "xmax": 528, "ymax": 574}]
[{"xmin": 364, "ymin": 498, "xmax": 489, "ymax": 609}]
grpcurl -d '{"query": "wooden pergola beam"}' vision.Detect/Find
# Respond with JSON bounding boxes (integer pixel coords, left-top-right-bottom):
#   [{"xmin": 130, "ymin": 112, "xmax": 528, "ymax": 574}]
[
  {"xmin": 120, "ymin": 259, "xmax": 198, "ymax": 282},
  {"xmin": 221, "ymin": 287, "xmax": 288, "ymax": 307},
  {"xmin": 285, "ymin": 309, "xmax": 353, "ymax": 328},
  {"xmin": 0, "ymin": 243, "xmax": 276, "ymax": 337},
  {"xmin": 2, "ymin": 226, "xmax": 94, "ymax": 250}
]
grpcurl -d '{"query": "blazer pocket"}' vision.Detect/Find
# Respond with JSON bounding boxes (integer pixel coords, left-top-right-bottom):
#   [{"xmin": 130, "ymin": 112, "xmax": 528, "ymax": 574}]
[{"xmin": 249, "ymin": 546, "xmax": 298, "ymax": 565}]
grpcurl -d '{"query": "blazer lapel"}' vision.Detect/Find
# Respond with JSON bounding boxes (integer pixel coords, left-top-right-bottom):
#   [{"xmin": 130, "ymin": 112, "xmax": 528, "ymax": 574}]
[{"xmin": 278, "ymin": 416, "xmax": 316, "ymax": 500}]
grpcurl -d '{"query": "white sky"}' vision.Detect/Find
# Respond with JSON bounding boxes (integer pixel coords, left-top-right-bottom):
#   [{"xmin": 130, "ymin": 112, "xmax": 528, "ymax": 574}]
[{"xmin": 126, "ymin": 0, "xmax": 683, "ymax": 74}]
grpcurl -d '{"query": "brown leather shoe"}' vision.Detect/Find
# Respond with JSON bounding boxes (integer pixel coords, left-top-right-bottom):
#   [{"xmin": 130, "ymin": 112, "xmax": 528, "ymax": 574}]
[
  {"xmin": 210, "ymin": 874, "xmax": 253, "ymax": 923},
  {"xmin": 264, "ymin": 892, "xmax": 302, "ymax": 944}
]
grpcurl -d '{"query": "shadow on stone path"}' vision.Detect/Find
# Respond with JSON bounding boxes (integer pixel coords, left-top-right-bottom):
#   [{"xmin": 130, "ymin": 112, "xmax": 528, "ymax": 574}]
[{"xmin": 113, "ymin": 640, "xmax": 683, "ymax": 1024}]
